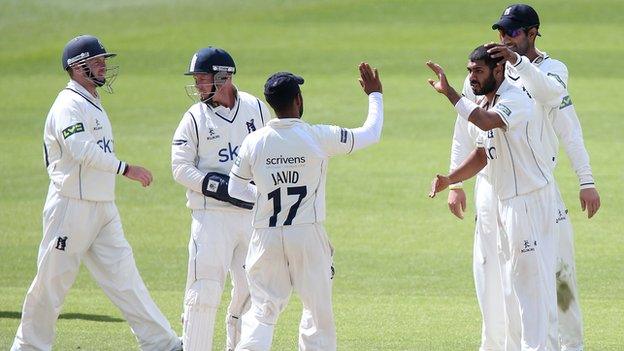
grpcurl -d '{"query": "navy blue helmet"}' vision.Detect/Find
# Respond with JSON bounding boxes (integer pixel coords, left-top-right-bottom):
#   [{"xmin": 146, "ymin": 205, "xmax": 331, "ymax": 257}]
[
  {"xmin": 185, "ymin": 47, "xmax": 236, "ymax": 76},
  {"xmin": 62, "ymin": 35, "xmax": 116, "ymax": 71}
]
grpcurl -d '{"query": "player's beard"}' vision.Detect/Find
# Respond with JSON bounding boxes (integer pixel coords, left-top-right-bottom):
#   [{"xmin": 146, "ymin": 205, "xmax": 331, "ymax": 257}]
[{"xmin": 471, "ymin": 73, "xmax": 497, "ymax": 95}]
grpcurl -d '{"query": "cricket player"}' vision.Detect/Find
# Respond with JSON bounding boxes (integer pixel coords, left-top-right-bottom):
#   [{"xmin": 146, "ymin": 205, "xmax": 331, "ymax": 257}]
[
  {"xmin": 228, "ymin": 63, "xmax": 383, "ymax": 350},
  {"xmin": 171, "ymin": 46, "xmax": 270, "ymax": 351},
  {"xmin": 448, "ymin": 5, "xmax": 600, "ymax": 350},
  {"xmin": 428, "ymin": 45, "xmax": 558, "ymax": 350},
  {"xmin": 11, "ymin": 35, "xmax": 182, "ymax": 351}
]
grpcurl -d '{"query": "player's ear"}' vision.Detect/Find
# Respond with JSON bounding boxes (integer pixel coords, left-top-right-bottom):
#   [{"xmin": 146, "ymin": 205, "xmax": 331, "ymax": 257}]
[
  {"xmin": 527, "ymin": 27, "xmax": 538, "ymax": 42},
  {"xmin": 295, "ymin": 92, "xmax": 303, "ymax": 105},
  {"xmin": 493, "ymin": 64, "xmax": 504, "ymax": 80}
]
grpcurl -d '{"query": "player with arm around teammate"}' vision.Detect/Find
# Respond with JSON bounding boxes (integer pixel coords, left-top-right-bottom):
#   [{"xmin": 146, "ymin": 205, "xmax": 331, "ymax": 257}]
[
  {"xmin": 228, "ymin": 63, "xmax": 383, "ymax": 351},
  {"xmin": 428, "ymin": 45, "xmax": 559, "ymax": 350},
  {"xmin": 486, "ymin": 5, "xmax": 600, "ymax": 350},
  {"xmin": 171, "ymin": 47, "xmax": 270, "ymax": 351},
  {"xmin": 12, "ymin": 35, "xmax": 181, "ymax": 351}
]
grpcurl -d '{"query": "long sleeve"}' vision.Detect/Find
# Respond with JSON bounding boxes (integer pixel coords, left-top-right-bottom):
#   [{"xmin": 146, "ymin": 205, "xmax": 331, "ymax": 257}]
[
  {"xmin": 552, "ymin": 101, "xmax": 595, "ymax": 188},
  {"xmin": 229, "ymin": 135, "xmax": 256, "ymax": 202},
  {"xmin": 351, "ymin": 92, "xmax": 384, "ymax": 152},
  {"xmin": 228, "ymin": 175, "xmax": 257, "ymax": 202},
  {"xmin": 55, "ymin": 102, "xmax": 125, "ymax": 175},
  {"xmin": 513, "ymin": 54, "xmax": 568, "ymax": 108},
  {"xmin": 171, "ymin": 112, "xmax": 205, "ymax": 193}
]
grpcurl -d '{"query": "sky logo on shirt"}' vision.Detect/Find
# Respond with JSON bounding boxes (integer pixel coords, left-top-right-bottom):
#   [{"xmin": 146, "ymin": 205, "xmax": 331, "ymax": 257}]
[
  {"xmin": 218, "ymin": 142, "xmax": 239, "ymax": 162},
  {"xmin": 97, "ymin": 137, "xmax": 114, "ymax": 153},
  {"xmin": 62, "ymin": 123, "xmax": 85, "ymax": 139}
]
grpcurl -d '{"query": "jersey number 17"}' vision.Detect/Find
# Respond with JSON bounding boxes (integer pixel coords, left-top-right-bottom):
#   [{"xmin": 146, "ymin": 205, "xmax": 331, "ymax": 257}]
[{"xmin": 267, "ymin": 186, "xmax": 307, "ymax": 227}]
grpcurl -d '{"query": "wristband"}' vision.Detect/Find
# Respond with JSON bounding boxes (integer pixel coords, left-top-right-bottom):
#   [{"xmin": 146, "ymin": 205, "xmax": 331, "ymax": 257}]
[
  {"xmin": 449, "ymin": 182, "xmax": 463, "ymax": 190},
  {"xmin": 122, "ymin": 163, "xmax": 129, "ymax": 176},
  {"xmin": 454, "ymin": 97, "xmax": 479, "ymax": 121}
]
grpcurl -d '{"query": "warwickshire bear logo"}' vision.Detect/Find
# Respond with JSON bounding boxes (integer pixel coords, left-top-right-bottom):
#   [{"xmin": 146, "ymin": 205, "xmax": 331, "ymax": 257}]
[
  {"xmin": 55, "ymin": 236, "xmax": 68, "ymax": 251},
  {"xmin": 246, "ymin": 119, "xmax": 256, "ymax": 133}
]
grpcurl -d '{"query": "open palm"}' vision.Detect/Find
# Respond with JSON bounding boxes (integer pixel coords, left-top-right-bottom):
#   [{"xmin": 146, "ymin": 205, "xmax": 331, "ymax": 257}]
[{"xmin": 426, "ymin": 61, "xmax": 451, "ymax": 95}]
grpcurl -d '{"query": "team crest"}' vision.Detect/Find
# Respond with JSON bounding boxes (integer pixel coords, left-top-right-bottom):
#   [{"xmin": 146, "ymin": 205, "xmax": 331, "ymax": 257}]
[
  {"xmin": 55, "ymin": 236, "xmax": 68, "ymax": 251},
  {"xmin": 246, "ymin": 119, "xmax": 256, "ymax": 133}
]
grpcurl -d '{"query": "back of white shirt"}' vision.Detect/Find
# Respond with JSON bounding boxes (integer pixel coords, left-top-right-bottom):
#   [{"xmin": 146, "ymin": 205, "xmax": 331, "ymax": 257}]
[{"xmin": 231, "ymin": 118, "xmax": 353, "ymax": 228}]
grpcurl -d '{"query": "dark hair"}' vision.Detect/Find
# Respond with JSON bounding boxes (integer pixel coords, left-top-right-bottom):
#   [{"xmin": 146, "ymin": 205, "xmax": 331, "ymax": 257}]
[
  {"xmin": 265, "ymin": 90, "xmax": 299, "ymax": 114},
  {"xmin": 469, "ymin": 45, "xmax": 504, "ymax": 70}
]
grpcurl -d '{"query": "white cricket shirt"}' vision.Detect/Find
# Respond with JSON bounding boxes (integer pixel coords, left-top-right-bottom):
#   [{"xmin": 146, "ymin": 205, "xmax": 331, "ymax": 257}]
[
  {"xmin": 230, "ymin": 118, "xmax": 355, "ymax": 228},
  {"xmin": 171, "ymin": 91, "xmax": 270, "ymax": 210},
  {"xmin": 476, "ymin": 79, "xmax": 552, "ymax": 200},
  {"xmin": 43, "ymin": 80, "xmax": 126, "ymax": 202}
]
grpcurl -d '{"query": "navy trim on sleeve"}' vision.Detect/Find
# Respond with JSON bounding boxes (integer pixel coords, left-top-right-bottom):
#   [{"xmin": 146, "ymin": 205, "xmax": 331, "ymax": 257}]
[{"xmin": 348, "ymin": 130, "xmax": 355, "ymax": 154}]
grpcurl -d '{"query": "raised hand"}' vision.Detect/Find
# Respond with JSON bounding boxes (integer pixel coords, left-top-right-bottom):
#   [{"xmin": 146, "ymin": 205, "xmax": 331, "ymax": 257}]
[
  {"xmin": 358, "ymin": 62, "xmax": 382, "ymax": 94},
  {"xmin": 426, "ymin": 61, "xmax": 452, "ymax": 95},
  {"xmin": 485, "ymin": 43, "xmax": 519, "ymax": 65},
  {"xmin": 124, "ymin": 164, "xmax": 153, "ymax": 187}
]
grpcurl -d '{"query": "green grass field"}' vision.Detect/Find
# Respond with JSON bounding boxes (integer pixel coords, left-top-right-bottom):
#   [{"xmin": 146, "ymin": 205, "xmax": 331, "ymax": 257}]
[{"xmin": 1, "ymin": 0, "xmax": 623, "ymax": 349}]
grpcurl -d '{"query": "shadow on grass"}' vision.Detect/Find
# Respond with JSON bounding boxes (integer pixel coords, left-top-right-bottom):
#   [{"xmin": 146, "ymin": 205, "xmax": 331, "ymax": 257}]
[{"xmin": 0, "ymin": 311, "xmax": 124, "ymax": 322}]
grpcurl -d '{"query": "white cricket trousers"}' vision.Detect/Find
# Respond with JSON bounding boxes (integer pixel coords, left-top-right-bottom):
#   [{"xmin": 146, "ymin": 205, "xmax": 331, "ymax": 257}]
[
  {"xmin": 552, "ymin": 185, "xmax": 583, "ymax": 351},
  {"xmin": 11, "ymin": 189, "xmax": 180, "ymax": 351},
  {"xmin": 183, "ymin": 209, "xmax": 252, "ymax": 351},
  {"xmin": 472, "ymin": 175, "xmax": 506, "ymax": 351},
  {"xmin": 473, "ymin": 178, "xmax": 583, "ymax": 351},
  {"xmin": 236, "ymin": 223, "xmax": 335, "ymax": 351},
  {"xmin": 497, "ymin": 183, "xmax": 559, "ymax": 351}
]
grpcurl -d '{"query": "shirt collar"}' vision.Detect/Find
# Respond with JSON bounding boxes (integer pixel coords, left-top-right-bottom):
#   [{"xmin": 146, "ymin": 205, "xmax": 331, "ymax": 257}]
[
  {"xmin": 267, "ymin": 117, "xmax": 304, "ymax": 128},
  {"xmin": 481, "ymin": 79, "xmax": 513, "ymax": 108},
  {"xmin": 531, "ymin": 49, "xmax": 549, "ymax": 65},
  {"xmin": 67, "ymin": 79, "xmax": 101, "ymax": 102}
]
